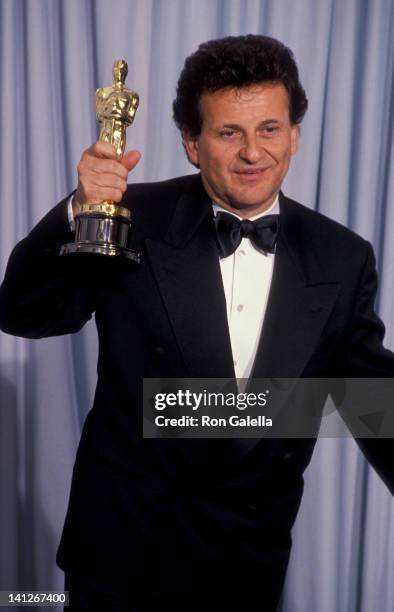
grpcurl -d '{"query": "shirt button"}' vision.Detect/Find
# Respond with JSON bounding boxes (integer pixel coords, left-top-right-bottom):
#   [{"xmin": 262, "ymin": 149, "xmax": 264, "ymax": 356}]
[
  {"xmin": 237, "ymin": 304, "xmax": 244, "ymax": 312},
  {"xmin": 233, "ymin": 360, "xmax": 237, "ymax": 366},
  {"xmin": 239, "ymin": 249, "xmax": 246, "ymax": 256}
]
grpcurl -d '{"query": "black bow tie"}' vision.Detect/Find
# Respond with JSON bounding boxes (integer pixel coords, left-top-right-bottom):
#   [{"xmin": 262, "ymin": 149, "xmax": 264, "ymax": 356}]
[{"xmin": 214, "ymin": 211, "xmax": 280, "ymax": 257}]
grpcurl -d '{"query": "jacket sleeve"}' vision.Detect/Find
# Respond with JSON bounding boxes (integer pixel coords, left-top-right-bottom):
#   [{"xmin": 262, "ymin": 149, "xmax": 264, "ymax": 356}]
[
  {"xmin": 342, "ymin": 242, "xmax": 394, "ymax": 376},
  {"xmin": 0, "ymin": 196, "xmax": 95, "ymax": 339},
  {"xmin": 334, "ymin": 242, "xmax": 394, "ymax": 495}
]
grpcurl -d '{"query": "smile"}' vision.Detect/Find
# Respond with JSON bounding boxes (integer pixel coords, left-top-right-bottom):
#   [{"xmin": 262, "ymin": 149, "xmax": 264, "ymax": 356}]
[
  {"xmin": 235, "ymin": 167, "xmax": 268, "ymax": 173},
  {"xmin": 234, "ymin": 168, "xmax": 268, "ymax": 179}
]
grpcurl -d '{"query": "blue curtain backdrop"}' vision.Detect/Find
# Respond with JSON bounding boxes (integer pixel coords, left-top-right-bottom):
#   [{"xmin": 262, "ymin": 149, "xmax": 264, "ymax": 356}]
[{"xmin": 0, "ymin": 0, "xmax": 393, "ymax": 610}]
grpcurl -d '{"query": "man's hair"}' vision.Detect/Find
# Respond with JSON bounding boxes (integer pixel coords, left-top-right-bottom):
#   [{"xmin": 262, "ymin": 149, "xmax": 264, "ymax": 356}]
[{"xmin": 173, "ymin": 34, "xmax": 308, "ymax": 136}]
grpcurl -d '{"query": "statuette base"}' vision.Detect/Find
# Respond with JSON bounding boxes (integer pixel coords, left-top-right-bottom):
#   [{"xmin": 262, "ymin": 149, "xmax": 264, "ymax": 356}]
[{"xmin": 60, "ymin": 211, "xmax": 140, "ymax": 263}]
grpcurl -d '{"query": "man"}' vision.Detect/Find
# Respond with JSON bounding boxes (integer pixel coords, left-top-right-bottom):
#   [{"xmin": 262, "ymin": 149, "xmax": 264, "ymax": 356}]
[{"xmin": 0, "ymin": 35, "xmax": 393, "ymax": 611}]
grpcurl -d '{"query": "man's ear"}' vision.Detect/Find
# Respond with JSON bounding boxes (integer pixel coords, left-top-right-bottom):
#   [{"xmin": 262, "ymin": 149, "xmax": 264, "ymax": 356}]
[
  {"xmin": 182, "ymin": 130, "xmax": 200, "ymax": 168},
  {"xmin": 290, "ymin": 124, "xmax": 299, "ymax": 156}
]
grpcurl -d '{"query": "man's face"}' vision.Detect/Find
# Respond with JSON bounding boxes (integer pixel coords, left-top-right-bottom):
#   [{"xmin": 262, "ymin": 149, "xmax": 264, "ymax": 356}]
[{"xmin": 183, "ymin": 82, "xmax": 299, "ymax": 217}]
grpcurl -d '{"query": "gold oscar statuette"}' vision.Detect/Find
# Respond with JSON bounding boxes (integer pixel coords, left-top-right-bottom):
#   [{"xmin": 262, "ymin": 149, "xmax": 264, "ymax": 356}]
[{"xmin": 60, "ymin": 59, "xmax": 140, "ymax": 262}]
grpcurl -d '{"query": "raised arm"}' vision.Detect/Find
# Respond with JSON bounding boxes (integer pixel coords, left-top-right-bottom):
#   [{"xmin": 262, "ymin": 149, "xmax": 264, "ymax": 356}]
[{"xmin": 0, "ymin": 142, "xmax": 141, "ymax": 339}]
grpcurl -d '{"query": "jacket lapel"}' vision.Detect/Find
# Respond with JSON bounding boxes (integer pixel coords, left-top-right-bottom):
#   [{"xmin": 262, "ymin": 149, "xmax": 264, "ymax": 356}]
[
  {"xmin": 251, "ymin": 193, "xmax": 340, "ymax": 379},
  {"xmin": 144, "ymin": 177, "xmax": 235, "ymax": 378}
]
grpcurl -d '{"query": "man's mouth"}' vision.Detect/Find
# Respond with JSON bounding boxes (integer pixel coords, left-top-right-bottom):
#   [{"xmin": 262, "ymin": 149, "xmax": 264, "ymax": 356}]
[{"xmin": 234, "ymin": 168, "xmax": 268, "ymax": 177}]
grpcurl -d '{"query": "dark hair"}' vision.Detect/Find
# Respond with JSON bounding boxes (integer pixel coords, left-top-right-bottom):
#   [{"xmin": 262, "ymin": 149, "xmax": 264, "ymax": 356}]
[{"xmin": 173, "ymin": 34, "xmax": 308, "ymax": 136}]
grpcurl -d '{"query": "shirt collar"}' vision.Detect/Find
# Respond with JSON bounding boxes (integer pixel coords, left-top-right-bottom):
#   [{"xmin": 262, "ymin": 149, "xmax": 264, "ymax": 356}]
[{"xmin": 212, "ymin": 194, "xmax": 280, "ymax": 220}]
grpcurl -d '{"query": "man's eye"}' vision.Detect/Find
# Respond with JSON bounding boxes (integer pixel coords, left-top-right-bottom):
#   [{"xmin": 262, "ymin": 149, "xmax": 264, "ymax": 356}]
[
  {"xmin": 220, "ymin": 130, "xmax": 237, "ymax": 138},
  {"xmin": 263, "ymin": 126, "xmax": 279, "ymax": 135}
]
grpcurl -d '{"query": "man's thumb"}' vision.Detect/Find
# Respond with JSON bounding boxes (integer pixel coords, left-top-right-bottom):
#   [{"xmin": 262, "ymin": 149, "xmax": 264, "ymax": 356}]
[{"xmin": 121, "ymin": 150, "xmax": 141, "ymax": 172}]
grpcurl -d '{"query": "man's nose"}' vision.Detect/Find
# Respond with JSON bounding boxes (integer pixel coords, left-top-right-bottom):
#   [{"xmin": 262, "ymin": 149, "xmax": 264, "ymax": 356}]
[{"xmin": 238, "ymin": 135, "xmax": 261, "ymax": 164}]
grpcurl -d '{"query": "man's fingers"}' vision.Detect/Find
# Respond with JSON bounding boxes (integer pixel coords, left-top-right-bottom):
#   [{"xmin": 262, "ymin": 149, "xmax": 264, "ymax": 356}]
[
  {"xmin": 89, "ymin": 141, "xmax": 119, "ymax": 159},
  {"xmin": 75, "ymin": 185, "xmax": 125, "ymax": 205},
  {"xmin": 121, "ymin": 150, "xmax": 141, "ymax": 172},
  {"xmin": 88, "ymin": 186, "xmax": 125, "ymax": 203},
  {"xmin": 75, "ymin": 143, "xmax": 141, "ymax": 208},
  {"xmin": 90, "ymin": 172, "xmax": 127, "ymax": 193},
  {"xmin": 77, "ymin": 169, "xmax": 127, "ymax": 202},
  {"xmin": 84, "ymin": 157, "xmax": 129, "ymax": 180}
]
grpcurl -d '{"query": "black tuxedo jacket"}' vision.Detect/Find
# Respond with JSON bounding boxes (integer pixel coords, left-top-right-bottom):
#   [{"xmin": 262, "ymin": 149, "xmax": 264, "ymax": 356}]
[{"xmin": 0, "ymin": 173, "xmax": 393, "ymax": 609}]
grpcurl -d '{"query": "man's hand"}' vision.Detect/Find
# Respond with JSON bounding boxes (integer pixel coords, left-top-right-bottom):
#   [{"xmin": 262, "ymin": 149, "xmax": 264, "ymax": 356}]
[{"xmin": 72, "ymin": 142, "xmax": 141, "ymax": 216}]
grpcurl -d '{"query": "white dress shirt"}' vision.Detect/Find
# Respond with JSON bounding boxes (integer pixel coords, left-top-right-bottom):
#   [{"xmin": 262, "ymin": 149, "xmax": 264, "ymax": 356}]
[{"xmin": 213, "ymin": 196, "xmax": 279, "ymax": 380}]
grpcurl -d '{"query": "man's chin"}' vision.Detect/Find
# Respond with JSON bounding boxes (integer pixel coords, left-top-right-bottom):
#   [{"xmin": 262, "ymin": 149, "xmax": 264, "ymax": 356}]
[{"xmin": 224, "ymin": 194, "xmax": 277, "ymax": 215}]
